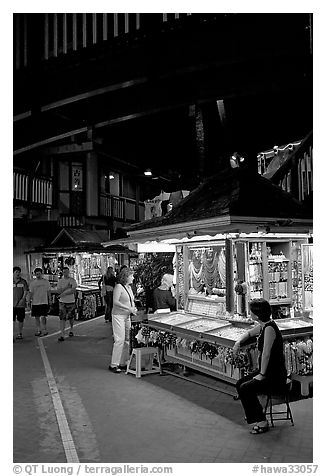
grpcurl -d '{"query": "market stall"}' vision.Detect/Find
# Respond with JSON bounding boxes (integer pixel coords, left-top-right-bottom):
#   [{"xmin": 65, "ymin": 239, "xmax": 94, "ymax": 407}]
[
  {"xmin": 26, "ymin": 228, "xmax": 137, "ymax": 319},
  {"xmin": 124, "ymin": 167, "xmax": 313, "ymax": 392}
]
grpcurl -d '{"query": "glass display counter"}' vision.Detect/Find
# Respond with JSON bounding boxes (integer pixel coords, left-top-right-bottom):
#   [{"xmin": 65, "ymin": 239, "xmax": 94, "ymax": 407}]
[{"xmin": 146, "ymin": 312, "xmax": 313, "ymax": 389}]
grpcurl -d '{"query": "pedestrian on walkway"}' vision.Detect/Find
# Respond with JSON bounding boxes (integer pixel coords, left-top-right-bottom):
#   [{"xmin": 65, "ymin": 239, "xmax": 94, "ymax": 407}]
[
  {"xmin": 233, "ymin": 298, "xmax": 287, "ymax": 434},
  {"xmin": 98, "ymin": 266, "xmax": 116, "ymax": 323},
  {"xmin": 29, "ymin": 268, "xmax": 51, "ymax": 337},
  {"xmin": 13, "ymin": 266, "xmax": 29, "ymax": 340},
  {"xmin": 109, "ymin": 267, "xmax": 138, "ymax": 373},
  {"xmin": 56, "ymin": 266, "xmax": 77, "ymax": 342}
]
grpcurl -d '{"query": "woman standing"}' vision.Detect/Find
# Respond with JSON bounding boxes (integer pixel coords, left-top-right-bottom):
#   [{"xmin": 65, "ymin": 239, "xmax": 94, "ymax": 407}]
[
  {"xmin": 109, "ymin": 267, "xmax": 138, "ymax": 373},
  {"xmin": 233, "ymin": 298, "xmax": 287, "ymax": 434},
  {"xmin": 98, "ymin": 267, "xmax": 116, "ymax": 323}
]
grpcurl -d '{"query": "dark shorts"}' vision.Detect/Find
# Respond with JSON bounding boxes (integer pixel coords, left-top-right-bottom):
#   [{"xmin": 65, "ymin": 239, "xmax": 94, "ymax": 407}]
[
  {"xmin": 59, "ymin": 302, "xmax": 76, "ymax": 321},
  {"xmin": 13, "ymin": 307, "xmax": 25, "ymax": 322},
  {"xmin": 31, "ymin": 304, "xmax": 49, "ymax": 317}
]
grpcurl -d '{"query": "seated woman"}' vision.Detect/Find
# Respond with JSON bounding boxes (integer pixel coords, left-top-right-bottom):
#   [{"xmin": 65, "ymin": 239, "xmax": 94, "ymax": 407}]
[
  {"xmin": 153, "ymin": 273, "xmax": 176, "ymax": 312},
  {"xmin": 233, "ymin": 298, "xmax": 287, "ymax": 434}
]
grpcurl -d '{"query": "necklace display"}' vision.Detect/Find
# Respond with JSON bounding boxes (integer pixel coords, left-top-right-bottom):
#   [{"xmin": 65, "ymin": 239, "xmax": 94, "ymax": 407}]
[{"xmin": 189, "ymin": 247, "xmax": 226, "ymax": 293}]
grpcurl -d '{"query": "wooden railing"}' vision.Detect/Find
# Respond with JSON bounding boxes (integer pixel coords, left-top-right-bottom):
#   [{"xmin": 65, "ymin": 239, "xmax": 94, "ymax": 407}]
[
  {"xmin": 58, "ymin": 215, "xmax": 85, "ymax": 227},
  {"xmin": 13, "ymin": 171, "xmax": 53, "ymax": 206},
  {"xmin": 100, "ymin": 193, "xmax": 144, "ymax": 222},
  {"xmin": 14, "ymin": 13, "xmax": 193, "ymax": 70}
]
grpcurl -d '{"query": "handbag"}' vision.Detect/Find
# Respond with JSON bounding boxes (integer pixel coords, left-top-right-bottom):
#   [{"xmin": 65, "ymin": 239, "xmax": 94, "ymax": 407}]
[
  {"xmin": 121, "ymin": 284, "xmax": 135, "ymax": 316},
  {"xmin": 100, "ymin": 280, "xmax": 107, "ymax": 297}
]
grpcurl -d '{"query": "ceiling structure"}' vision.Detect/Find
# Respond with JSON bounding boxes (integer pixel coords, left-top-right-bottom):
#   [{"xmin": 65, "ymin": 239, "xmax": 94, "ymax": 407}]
[{"xmin": 14, "ymin": 13, "xmax": 312, "ymax": 193}]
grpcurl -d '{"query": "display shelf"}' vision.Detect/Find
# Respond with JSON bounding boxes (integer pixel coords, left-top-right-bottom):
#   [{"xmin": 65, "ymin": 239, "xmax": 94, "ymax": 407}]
[
  {"xmin": 165, "ymin": 351, "xmax": 239, "ymax": 385},
  {"xmin": 148, "ymin": 312, "xmax": 199, "ymax": 326},
  {"xmin": 270, "ymin": 298, "xmax": 292, "ymax": 305},
  {"xmin": 177, "ymin": 318, "xmax": 229, "ymax": 333},
  {"xmin": 268, "ymin": 259, "xmax": 289, "ymax": 262},
  {"xmin": 275, "ymin": 317, "xmax": 313, "ymax": 337}
]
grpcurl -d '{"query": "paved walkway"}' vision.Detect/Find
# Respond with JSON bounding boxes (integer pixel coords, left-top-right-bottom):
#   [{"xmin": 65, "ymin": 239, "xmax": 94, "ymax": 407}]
[{"xmin": 13, "ymin": 314, "xmax": 313, "ymax": 463}]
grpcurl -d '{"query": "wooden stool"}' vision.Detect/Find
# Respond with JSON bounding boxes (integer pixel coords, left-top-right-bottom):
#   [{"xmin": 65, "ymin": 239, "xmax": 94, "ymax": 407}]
[
  {"xmin": 264, "ymin": 378, "xmax": 294, "ymax": 427},
  {"xmin": 126, "ymin": 347, "xmax": 163, "ymax": 378},
  {"xmin": 290, "ymin": 373, "xmax": 313, "ymax": 397}
]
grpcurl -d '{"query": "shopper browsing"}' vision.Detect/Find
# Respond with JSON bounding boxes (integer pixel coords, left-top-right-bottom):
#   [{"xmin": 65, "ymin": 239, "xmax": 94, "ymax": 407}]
[
  {"xmin": 153, "ymin": 273, "xmax": 176, "ymax": 312},
  {"xmin": 13, "ymin": 266, "xmax": 29, "ymax": 341},
  {"xmin": 233, "ymin": 298, "xmax": 287, "ymax": 434},
  {"xmin": 56, "ymin": 266, "xmax": 77, "ymax": 342},
  {"xmin": 109, "ymin": 267, "xmax": 137, "ymax": 373},
  {"xmin": 29, "ymin": 268, "xmax": 51, "ymax": 337},
  {"xmin": 98, "ymin": 266, "xmax": 116, "ymax": 323}
]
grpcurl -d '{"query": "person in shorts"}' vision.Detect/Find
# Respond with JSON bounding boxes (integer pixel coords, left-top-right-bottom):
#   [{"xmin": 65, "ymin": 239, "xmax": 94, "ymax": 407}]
[
  {"xmin": 13, "ymin": 266, "xmax": 28, "ymax": 340},
  {"xmin": 56, "ymin": 266, "xmax": 77, "ymax": 342},
  {"xmin": 29, "ymin": 268, "xmax": 51, "ymax": 337}
]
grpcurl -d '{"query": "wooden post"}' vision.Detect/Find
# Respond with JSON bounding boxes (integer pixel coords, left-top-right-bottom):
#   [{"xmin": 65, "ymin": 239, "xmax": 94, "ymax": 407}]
[
  {"xmin": 103, "ymin": 13, "xmax": 108, "ymax": 40},
  {"xmin": 53, "ymin": 13, "xmax": 58, "ymax": 57},
  {"xmin": 63, "ymin": 13, "xmax": 67, "ymax": 54},
  {"xmin": 92, "ymin": 13, "xmax": 97, "ymax": 44},
  {"xmin": 72, "ymin": 14, "xmax": 77, "ymax": 50},
  {"xmin": 225, "ymin": 238, "xmax": 234, "ymax": 313},
  {"xmin": 82, "ymin": 13, "xmax": 87, "ymax": 47}
]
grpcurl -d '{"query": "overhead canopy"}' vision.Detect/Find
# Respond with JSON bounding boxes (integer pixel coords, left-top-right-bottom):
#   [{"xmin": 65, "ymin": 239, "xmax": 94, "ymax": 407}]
[
  {"xmin": 26, "ymin": 228, "xmax": 138, "ymax": 255},
  {"xmin": 124, "ymin": 167, "xmax": 312, "ymax": 241}
]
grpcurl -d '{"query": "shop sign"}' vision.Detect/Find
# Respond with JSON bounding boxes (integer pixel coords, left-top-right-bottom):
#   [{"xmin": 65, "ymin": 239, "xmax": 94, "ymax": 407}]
[{"xmin": 72, "ymin": 163, "xmax": 83, "ymax": 191}]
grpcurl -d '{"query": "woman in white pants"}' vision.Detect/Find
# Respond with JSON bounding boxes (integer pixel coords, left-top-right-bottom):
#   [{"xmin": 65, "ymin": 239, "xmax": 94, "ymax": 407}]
[{"xmin": 109, "ymin": 267, "xmax": 138, "ymax": 373}]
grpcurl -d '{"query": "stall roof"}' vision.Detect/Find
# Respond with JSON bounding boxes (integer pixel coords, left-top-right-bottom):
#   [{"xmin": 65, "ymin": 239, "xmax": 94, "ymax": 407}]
[
  {"xmin": 26, "ymin": 228, "xmax": 138, "ymax": 255},
  {"xmin": 124, "ymin": 167, "xmax": 312, "ymax": 241}
]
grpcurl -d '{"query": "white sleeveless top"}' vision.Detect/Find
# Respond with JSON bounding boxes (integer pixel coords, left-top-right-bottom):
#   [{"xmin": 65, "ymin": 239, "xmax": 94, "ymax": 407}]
[{"xmin": 112, "ymin": 283, "xmax": 134, "ymax": 317}]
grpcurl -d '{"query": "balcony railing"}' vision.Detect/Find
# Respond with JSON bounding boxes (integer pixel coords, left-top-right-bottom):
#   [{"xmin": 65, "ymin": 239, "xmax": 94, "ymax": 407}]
[
  {"xmin": 14, "ymin": 13, "xmax": 194, "ymax": 70},
  {"xmin": 58, "ymin": 215, "xmax": 85, "ymax": 227},
  {"xmin": 13, "ymin": 171, "xmax": 53, "ymax": 206},
  {"xmin": 100, "ymin": 193, "xmax": 144, "ymax": 222}
]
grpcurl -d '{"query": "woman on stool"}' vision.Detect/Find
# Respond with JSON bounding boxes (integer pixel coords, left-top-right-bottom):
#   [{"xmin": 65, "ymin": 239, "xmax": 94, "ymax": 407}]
[{"xmin": 233, "ymin": 298, "xmax": 287, "ymax": 434}]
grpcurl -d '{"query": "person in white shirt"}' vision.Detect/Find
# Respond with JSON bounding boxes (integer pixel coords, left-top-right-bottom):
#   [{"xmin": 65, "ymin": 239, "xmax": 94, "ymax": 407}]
[
  {"xmin": 109, "ymin": 267, "xmax": 138, "ymax": 373},
  {"xmin": 56, "ymin": 266, "xmax": 77, "ymax": 342},
  {"xmin": 29, "ymin": 268, "xmax": 51, "ymax": 337}
]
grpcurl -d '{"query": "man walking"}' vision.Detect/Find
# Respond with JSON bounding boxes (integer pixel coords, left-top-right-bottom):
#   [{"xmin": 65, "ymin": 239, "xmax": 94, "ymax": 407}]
[
  {"xmin": 56, "ymin": 266, "xmax": 77, "ymax": 342},
  {"xmin": 29, "ymin": 268, "xmax": 51, "ymax": 336},
  {"xmin": 13, "ymin": 266, "xmax": 28, "ymax": 340}
]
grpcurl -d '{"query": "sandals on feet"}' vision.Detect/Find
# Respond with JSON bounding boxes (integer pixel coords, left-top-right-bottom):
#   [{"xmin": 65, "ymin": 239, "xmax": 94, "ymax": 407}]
[
  {"xmin": 108, "ymin": 366, "xmax": 122, "ymax": 373},
  {"xmin": 250, "ymin": 424, "xmax": 269, "ymax": 435}
]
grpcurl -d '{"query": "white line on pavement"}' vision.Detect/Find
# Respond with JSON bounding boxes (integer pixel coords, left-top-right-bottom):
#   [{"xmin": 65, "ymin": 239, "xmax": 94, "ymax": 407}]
[
  {"xmin": 41, "ymin": 315, "xmax": 105, "ymax": 339},
  {"xmin": 38, "ymin": 337, "xmax": 80, "ymax": 463}
]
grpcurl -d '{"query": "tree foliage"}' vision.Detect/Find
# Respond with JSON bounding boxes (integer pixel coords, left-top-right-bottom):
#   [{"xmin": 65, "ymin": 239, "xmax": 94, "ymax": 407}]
[{"xmin": 133, "ymin": 253, "xmax": 174, "ymax": 310}]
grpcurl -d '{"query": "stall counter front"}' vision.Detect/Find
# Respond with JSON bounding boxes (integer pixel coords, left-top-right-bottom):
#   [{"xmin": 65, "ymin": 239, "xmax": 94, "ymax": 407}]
[{"xmin": 144, "ymin": 312, "xmax": 313, "ymax": 392}]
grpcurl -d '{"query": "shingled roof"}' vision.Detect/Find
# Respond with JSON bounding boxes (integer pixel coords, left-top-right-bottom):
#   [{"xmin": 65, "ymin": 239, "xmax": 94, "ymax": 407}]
[{"xmin": 126, "ymin": 166, "xmax": 311, "ymax": 237}]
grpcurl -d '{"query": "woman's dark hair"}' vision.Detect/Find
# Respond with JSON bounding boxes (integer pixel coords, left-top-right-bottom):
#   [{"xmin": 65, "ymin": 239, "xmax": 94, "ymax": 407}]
[
  {"xmin": 106, "ymin": 266, "xmax": 115, "ymax": 276},
  {"xmin": 117, "ymin": 267, "xmax": 133, "ymax": 285},
  {"xmin": 249, "ymin": 298, "xmax": 272, "ymax": 322},
  {"xmin": 13, "ymin": 266, "xmax": 21, "ymax": 272},
  {"xmin": 34, "ymin": 267, "xmax": 43, "ymax": 274}
]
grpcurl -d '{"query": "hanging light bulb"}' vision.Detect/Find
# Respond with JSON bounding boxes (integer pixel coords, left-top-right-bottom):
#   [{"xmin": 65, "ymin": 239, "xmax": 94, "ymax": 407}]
[{"xmin": 144, "ymin": 169, "xmax": 152, "ymax": 176}]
